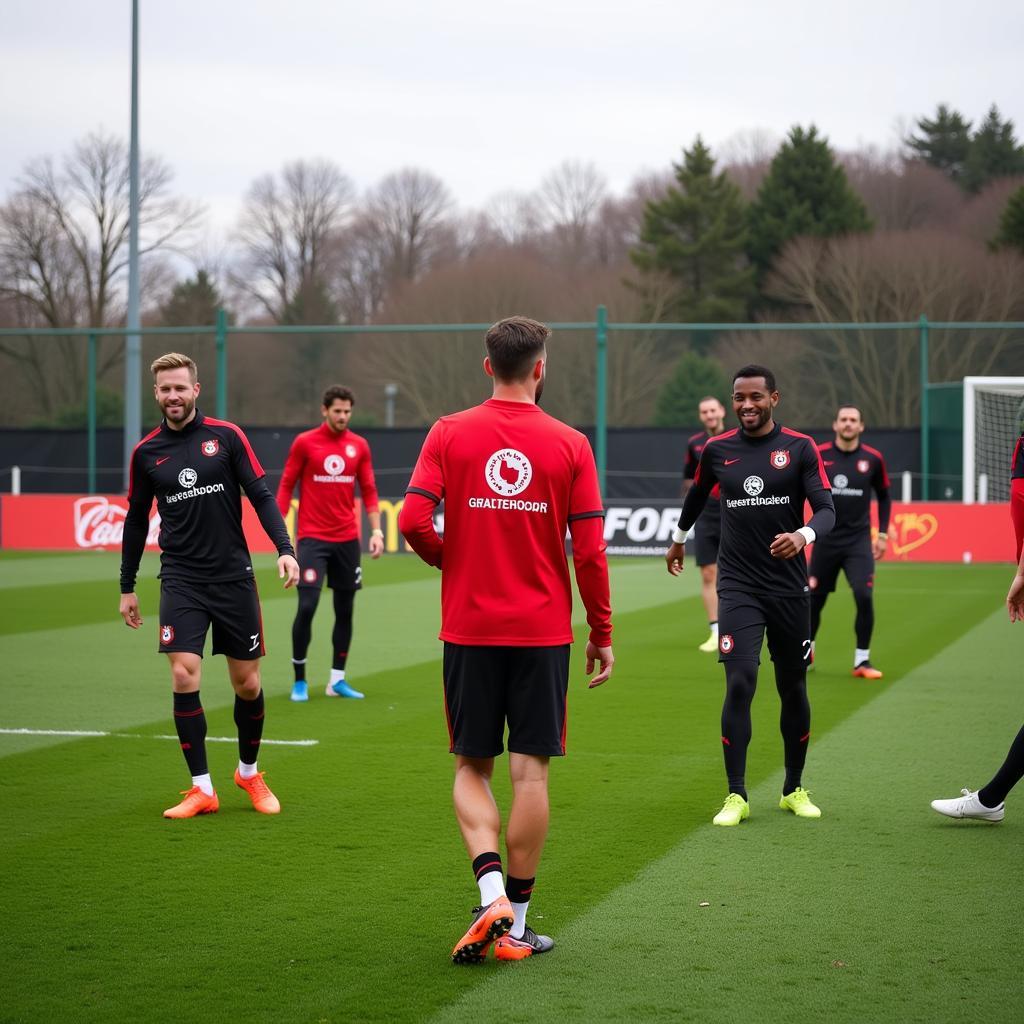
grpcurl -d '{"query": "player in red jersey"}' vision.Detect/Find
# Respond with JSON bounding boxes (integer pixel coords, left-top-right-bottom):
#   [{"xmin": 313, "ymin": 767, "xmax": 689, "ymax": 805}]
[
  {"xmin": 684, "ymin": 397, "xmax": 727, "ymax": 653},
  {"xmin": 665, "ymin": 365, "xmax": 835, "ymax": 827},
  {"xmin": 119, "ymin": 353, "xmax": 299, "ymax": 819},
  {"xmin": 399, "ymin": 316, "xmax": 614, "ymax": 964},
  {"xmin": 276, "ymin": 386, "xmax": 383, "ymax": 702}
]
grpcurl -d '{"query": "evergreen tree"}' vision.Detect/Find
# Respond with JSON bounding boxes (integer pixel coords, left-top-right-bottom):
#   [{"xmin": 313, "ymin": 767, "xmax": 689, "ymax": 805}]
[
  {"xmin": 964, "ymin": 105, "xmax": 1024, "ymax": 193},
  {"xmin": 746, "ymin": 125, "xmax": 872, "ymax": 278},
  {"xmin": 993, "ymin": 185, "xmax": 1024, "ymax": 255},
  {"xmin": 630, "ymin": 137, "xmax": 755, "ymax": 324},
  {"xmin": 653, "ymin": 352, "xmax": 729, "ymax": 427},
  {"xmin": 159, "ymin": 269, "xmax": 229, "ymax": 326},
  {"xmin": 906, "ymin": 104, "xmax": 973, "ymax": 183}
]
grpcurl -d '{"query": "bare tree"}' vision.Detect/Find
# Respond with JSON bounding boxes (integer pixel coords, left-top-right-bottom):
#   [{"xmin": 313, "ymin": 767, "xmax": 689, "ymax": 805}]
[
  {"xmin": 363, "ymin": 167, "xmax": 455, "ymax": 287},
  {"xmin": 537, "ymin": 160, "xmax": 609, "ymax": 263},
  {"xmin": 235, "ymin": 159, "xmax": 353, "ymax": 322},
  {"xmin": 0, "ymin": 130, "xmax": 200, "ymax": 415},
  {"xmin": 718, "ymin": 128, "xmax": 780, "ymax": 199}
]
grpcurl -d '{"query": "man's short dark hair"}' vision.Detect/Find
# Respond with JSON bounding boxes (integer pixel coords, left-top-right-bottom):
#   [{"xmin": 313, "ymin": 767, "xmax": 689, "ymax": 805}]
[
  {"xmin": 733, "ymin": 364, "xmax": 777, "ymax": 393},
  {"xmin": 836, "ymin": 404, "xmax": 863, "ymax": 420},
  {"xmin": 485, "ymin": 316, "xmax": 551, "ymax": 382},
  {"xmin": 322, "ymin": 385, "xmax": 355, "ymax": 408}
]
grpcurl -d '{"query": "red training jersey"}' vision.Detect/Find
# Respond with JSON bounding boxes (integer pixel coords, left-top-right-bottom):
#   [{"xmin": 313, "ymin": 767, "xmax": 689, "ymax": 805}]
[
  {"xmin": 401, "ymin": 398, "xmax": 611, "ymax": 647},
  {"xmin": 276, "ymin": 424, "xmax": 380, "ymax": 543}
]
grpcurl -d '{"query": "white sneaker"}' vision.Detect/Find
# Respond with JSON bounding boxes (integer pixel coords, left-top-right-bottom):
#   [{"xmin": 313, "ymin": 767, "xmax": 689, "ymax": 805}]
[{"xmin": 930, "ymin": 788, "xmax": 1004, "ymax": 822}]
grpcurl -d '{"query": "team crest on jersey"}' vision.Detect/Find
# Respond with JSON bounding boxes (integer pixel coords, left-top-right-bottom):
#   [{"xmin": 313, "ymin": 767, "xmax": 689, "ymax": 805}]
[
  {"xmin": 834, "ymin": 473, "xmax": 849, "ymax": 489},
  {"xmin": 345, "ymin": 444, "xmax": 357, "ymax": 459},
  {"xmin": 719, "ymin": 634, "xmax": 734, "ymax": 654},
  {"xmin": 857, "ymin": 458, "xmax": 870, "ymax": 474},
  {"xmin": 770, "ymin": 449, "xmax": 791, "ymax": 469},
  {"xmin": 303, "ymin": 568, "xmax": 318, "ymax": 583},
  {"xmin": 743, "ymin": 475, "xmax": 764, "ymax": 497},
  {"xmin": 160, "ymin": 625, "xmax": 174, "ymax": 645},
  {"xmin": 485, "ymin": 449, "xmax": 533, "ymax": 497},
  {"xmin": 324, "ymin": 454, "xmax": 346, "ymax": 476},
  {"xmin": 201, "ymin": 439, "xmax": 219, "ymax": 457},
  {"xmin": 178, "ymin": 467, "xmax": 198, "ymax": 488}
]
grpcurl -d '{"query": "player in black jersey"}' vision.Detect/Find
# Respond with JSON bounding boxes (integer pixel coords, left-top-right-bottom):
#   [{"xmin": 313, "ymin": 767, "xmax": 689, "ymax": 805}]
[
  {"xmin": 665, "ymin": 365, "xmax": 835, "ymax": 826},
  {"xmin": 1012, "ymin": 431, "xmax": 1024, "ymax": 561},
  {"xmin": 810, "ymin": 407, "xmax": 891, "ymax": 679},
  {"xmin": 119, "ymin": 353, "xmax": 300, "ymax": 819},
  {"xmin": 683, "ymin": 397, "xmax": 727, "ymax": 653}
]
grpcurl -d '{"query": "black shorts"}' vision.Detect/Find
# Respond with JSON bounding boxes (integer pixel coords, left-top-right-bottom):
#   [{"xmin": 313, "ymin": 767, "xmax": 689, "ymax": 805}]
[
  {"xmin": 158, "ymin": 577, "xmax": 265, "ymax": 660},
  {"xmin": 694, "ymin": 501, "xmax": 721, "ymax": 568},
  {"xmin": 717, "ymin": 590, "xmax": 811, "ymax": 670},
  {"xmin": 297, "ymin": 537, "xmax": 362, "ymax": 591},
  {"xmin": 809, "ymin": 539, "xmax": 874, "ymax": 595},
  {"xmin": 442, "ymin": 643, "xmax": 570, "ymax": 758}
]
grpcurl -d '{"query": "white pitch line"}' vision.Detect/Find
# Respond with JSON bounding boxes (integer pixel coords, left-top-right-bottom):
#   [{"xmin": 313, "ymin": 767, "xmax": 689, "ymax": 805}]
[{"xmin": 0, "ymin": 727, "xmax": 318, "ymax": 747}]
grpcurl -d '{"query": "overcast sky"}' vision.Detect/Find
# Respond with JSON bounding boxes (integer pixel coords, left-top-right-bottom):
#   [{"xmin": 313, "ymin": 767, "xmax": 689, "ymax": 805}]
[{"xmin": 3, "ymin": 0, "xmax": 1023, "ymax": 242}]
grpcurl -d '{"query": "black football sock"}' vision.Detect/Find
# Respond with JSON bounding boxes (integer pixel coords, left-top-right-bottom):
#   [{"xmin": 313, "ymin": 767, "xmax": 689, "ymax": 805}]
[
  {"xmin": 721, "ymin": 660, "xmax": 757, "ymax": 800},
  {"xmin": 172, "ymin": 690, "xmax": 208, "ymax": 777},
  {"xmin": 332, "ymin": 588, "xmax": 355, "ymax": 671},
  {"xmin": 291, "ymin": 586, "xmax": 320, "ymax": 665},
  {"xmin": 292, "ymin": 658, "xmax": 307, "ymax": 683},
  {"xmin": 810, "ymin": 593, "xmax": 827, "ymax": 641},
  {"xmin": 776, "ymin": 664, "xmax": 811, "ymax": 795},
  {"xmin": 853, "ymin": 587, "xmax": 875, "ymax": 651},
  {"xmin": 234, "ymin": 688, "xmax": 265, "ymax": 766},
  {"xmin": 978, "ymin": 724, "xmax": 1024, "ymax": 808}
]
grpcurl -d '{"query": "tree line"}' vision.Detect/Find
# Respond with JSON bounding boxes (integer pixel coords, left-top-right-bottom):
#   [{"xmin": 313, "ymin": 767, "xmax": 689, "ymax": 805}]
[{"xmin": 1, "ymin": 102, "xmax": 1023, "ymax": 430}]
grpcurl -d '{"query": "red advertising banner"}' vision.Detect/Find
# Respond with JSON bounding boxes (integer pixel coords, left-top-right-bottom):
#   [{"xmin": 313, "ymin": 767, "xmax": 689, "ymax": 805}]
[{"xmin": 0, "ymin": 494, "xmax": 1016, "ymax": 562}]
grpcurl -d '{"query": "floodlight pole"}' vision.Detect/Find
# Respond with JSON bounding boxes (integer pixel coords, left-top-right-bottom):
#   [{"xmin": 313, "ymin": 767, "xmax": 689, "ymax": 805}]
[{"xmin": 123, "ymin": 0, "xmax": 142, "ymax": 490}]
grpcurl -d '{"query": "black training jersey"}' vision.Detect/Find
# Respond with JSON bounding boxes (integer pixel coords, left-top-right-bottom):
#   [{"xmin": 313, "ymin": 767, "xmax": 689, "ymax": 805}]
[
  {"xmin": 817, "ymin": 442, "xmax": 891, "ymax": 545},
  {"xmin": 684, "ymin": 430, "xmax": 721, "ymax": 507},
  {"xmin": 120, "ymin": 410, "xmax": 293, "ymax": 590},
  {"xmin": 1013, "ymin": 433, "xmax": 1024, "ymax": 479},
  {"xmin": 679, "ymin": 423, "xmax": 835, "ymax": 596}
]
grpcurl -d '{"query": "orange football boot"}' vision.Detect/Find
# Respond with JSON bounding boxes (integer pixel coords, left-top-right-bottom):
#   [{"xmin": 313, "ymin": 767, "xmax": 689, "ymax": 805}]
[
  {"xmin": 163, "ymin": 786, "xmax": 219, "ymax": 819},
  {"xmin": 494, "ymin": 926, "xmax": 555, "ymax": 960},
  {"xmin": 852, "ymin": 662, "xmax": 883, "ymax": 680},
  {"xmin": 451, "ymin": 896, "xmax": 514, "ymax": 964},
  {"xmin": 234, "ymin": 769, "xmax": 281, "ymax": 814}
]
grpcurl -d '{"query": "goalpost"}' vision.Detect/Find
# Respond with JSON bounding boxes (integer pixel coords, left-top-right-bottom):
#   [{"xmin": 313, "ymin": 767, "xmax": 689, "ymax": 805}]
[{"xmin": 962, "ymin": 377, "xmax": 1024, "ymax": 504}]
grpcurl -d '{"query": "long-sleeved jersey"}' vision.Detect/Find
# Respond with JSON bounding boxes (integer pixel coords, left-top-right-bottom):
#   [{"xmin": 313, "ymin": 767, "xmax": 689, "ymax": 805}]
[
  {"xmin": 276, "ymin": 424, "xmax": 379, "ymax": 543},
  {"xmin": 120, "ymin": 411, "xmax": 293, "ymax": 593},
  {"xmin": 816, "ymin": 441, "xmax": 891, "ymax": 546},
  {"xmin": 684, "ymin": 430, "xmax": 722, "ymax": 505},
  {"xmin": 678, "ymin": 422, "xmax": 835, "ymax": 596}
]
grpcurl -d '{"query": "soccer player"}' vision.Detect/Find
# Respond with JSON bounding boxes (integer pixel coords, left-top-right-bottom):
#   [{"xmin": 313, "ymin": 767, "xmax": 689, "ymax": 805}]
[
  {"xmin": 399, "ymin": 315, "xmax": 614, "ymax": 963},
  {"xmin": 930, "ymin": 434, "xmax": 1024, "ymax": 822},
  {"xmin": 119, "ymin": 353, "xmax": 299, "ymax": 819},
  {"xmin": 276, "ymin": 386, "xmax": 383, "ymax": 702},
  {"xmin": 684, "ymin": 397, "xmax": 727, "ymax": 653},
  {"xmin": 665, "ymin": 365, "xmax": 835, "ymax": 827},
  {"xmin": 809, "ymin": 406, "xmax": 891, "ymax": 679}
]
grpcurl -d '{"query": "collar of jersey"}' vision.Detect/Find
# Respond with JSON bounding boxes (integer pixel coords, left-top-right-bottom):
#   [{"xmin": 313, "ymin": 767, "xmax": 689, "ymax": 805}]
[
  {"xmin": 484, "ymin": 398, "xmax": 541, "ymax": 411},
  {"xmin": 162, "ymin": 409, "xmax": 205, "ymax": 435},
  {"xmin": 739, "ymin": 421, "xmax": 782, "ymax": 445}
]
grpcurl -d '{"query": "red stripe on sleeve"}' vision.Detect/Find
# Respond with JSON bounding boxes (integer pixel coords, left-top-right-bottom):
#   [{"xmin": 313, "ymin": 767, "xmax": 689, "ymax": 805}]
[
  {"xmin": 861, "ymin": 444, "xmax": 890, "ymax": 488},
  {"xmin": 205, "ymin": 417, "xmax": 264, "ymax": 477},
  {"xmin": 127, "ymin": 427, "xmax": 161, "ymax": 498}
]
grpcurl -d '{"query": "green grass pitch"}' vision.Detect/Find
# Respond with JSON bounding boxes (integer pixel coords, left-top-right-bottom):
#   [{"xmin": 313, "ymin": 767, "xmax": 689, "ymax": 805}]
[{"xmin": 1, "ymin": 551, "xmax": 1022, "ymax": 1023}]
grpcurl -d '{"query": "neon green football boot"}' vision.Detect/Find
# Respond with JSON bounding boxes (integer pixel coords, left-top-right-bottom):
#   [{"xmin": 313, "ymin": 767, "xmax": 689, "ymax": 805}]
[
  {"xmin": 712, "ymin": 793, "xmax": 750, "ymax": 826},
  {"xmin": 779, "ymin": 787, "xmax": 821, "ymax": 818}
]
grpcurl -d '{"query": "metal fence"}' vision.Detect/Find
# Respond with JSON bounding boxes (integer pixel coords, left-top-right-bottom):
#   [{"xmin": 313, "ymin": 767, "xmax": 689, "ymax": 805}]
[{"xmin": 1, "ymin": 311, "xmax": 1022, "ymax": 498}]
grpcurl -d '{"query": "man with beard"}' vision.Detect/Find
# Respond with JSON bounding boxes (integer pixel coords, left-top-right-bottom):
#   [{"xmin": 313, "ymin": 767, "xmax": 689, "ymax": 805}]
[
  {"xmin": 399, "ymin": 316, "xmax": 614, "ymax": 963},
  {"xmin": 683, "ymin": 397, "xmax": 728, "ymax": 653},
  {"xmin": 665, "ymin": 365, "xmax": 835, "ymax": 827},
  {"xmin": 810, "ymin": 406, "xmax": 891, "ymax": 678},
  {"xmin": 119, "ymin": 353, "xmax": 299, "ymax": 819}
]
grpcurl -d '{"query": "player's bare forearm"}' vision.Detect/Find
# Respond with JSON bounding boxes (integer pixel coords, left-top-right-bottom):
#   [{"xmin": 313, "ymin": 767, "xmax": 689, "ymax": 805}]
[
  {"xmin": 770, "ymin": 532, "xmax": 806, "ymax": 560},
  {"xmin": 665, "ymin": 541, "xmax": 685, "ymax": 575}
]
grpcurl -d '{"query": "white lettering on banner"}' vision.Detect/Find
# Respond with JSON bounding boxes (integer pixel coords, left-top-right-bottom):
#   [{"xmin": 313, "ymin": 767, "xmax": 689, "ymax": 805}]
[
  {"xmin": 74, "ymin": 497, "xmax": 160, "ymax": 549},
  {"xmin": 603, "ymin": 507, "xmax": 682, "ymax": 543},
  {"xmin": 468, "ymin": 497, "xmax": 549, "ymax": 513}
]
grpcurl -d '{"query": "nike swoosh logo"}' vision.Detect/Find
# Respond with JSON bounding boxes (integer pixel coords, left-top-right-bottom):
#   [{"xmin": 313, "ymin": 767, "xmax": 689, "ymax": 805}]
[
  {"xmin": 724, "ymin": 458, "xmax": 741, "ymax": 465},
  {"xmin": 156, "ymin": 457, "xmax": 170, "ymax": 465}
]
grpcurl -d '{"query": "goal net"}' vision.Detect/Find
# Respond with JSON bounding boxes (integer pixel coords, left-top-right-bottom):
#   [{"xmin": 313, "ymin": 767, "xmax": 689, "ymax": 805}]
[{"xmin": 963, "ymin": 377, "xmax": 1024, "ymax": 503}]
